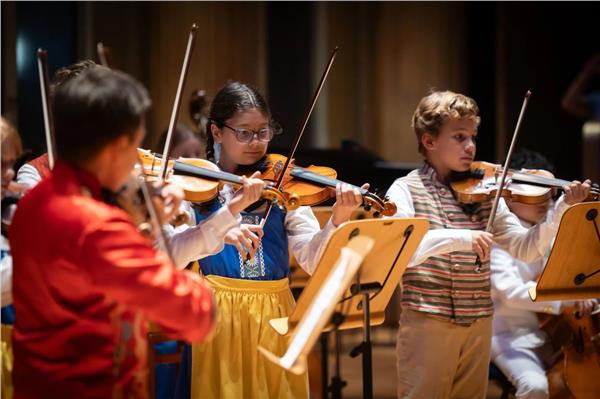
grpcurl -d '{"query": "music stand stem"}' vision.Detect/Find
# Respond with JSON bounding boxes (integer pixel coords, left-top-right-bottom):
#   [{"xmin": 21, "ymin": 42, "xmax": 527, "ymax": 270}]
[
  {"xmin": 349, "ymin": 282, "xmax": 381, "ymax": 399},
  {"xmin": 362, "ymin": 290, "xmax": 373, "ymax": 399},
  {"xmin": 320, "ymin": 333, "xmax": 329, "ymax": 399},
  {"xmin": 329, "ymin": 312, "xmax": 347, "ymax": 399}
]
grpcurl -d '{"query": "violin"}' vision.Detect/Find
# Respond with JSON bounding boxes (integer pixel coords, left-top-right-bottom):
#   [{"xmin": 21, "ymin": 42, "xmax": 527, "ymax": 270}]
[
  {"xmin": 251, "ymin": 154, "xmax": 397, "ymax": 217},
  {"xmin": 1, "ymin": 183, "xmax": 26, "ymax": 238},
  {"xmin": 138, "ymin": 149, "xmax": 299, "ymax": 211},
  {"xmin": 138, "ymin": 148, "xmax": 166, "ymax": 176},
  {"xmin": 171, "ymin": 158, "xmax": 300, "ymax": 211},
  {"xmin": 541, "ymin": 306, "xmax": 600, "ymax": 398},
  {"xmin": 450, "ymin": 161, "xmax": 600, "ymax": 205},
  {"xmin": 114, "ymin": 170, "xmax": 161, "ymax": 238}
]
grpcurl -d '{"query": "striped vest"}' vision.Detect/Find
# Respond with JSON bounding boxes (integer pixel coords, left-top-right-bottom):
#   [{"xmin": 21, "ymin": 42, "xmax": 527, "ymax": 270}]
[{"xmin": 401, "ymin": 163, "xmax": 493, "ymax": 325}]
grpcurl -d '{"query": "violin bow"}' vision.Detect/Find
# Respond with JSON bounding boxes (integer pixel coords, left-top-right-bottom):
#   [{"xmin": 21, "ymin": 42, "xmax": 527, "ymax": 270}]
[
  {"xmin": 96, "ymin": 41, "xmax": 178, "ymax": 259},
  {"xmin": 144, "ymin": 23, "xmax": 198, "ymax": 258},
  {"xmin": 158, "ymin": 23, "xmax": 199, "ymax": 181},
  {"xmin": 37, "ymin": 49, "xmax": 57, "ymax": 169},
  {"xmin": 96, "ymin": 42, "xmax": 111, "ymax": 68},
  {"xmin": 486, "ymin": 90, "xmax": 532, "ymax": 232},
  {"xmin": 260, "ymin": 46, "xmax": 339, "ymax": 228}
]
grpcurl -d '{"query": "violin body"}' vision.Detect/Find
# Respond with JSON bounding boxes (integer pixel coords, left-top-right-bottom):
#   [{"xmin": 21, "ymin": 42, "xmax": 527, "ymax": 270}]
[
  {"xmin": 169, "ymin": 158, "xmax": 221, "ymax": 203},
  {"xmin": 452, "ymin": 161, "xmax": 554, "ymax": 205},
  {"xmin": 286, "ymin": 165, "xmax": 337, "ymax": 206},
  {"xmin": 137, "ymin": 149, "xmax": 221, "ymax": 203},
  {"xmin": 257, "ymin": 154, "xmax": 337, "ymax": 206}
]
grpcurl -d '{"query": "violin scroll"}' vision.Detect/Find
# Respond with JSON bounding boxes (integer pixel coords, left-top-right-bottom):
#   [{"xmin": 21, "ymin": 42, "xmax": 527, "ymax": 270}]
[{"xmin": 362, "ymin": 192, "xmax": 398, "ymax": 217}]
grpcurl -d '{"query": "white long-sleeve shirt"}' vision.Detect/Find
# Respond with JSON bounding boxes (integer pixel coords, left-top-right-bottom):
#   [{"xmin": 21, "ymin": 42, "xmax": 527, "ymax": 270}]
[
  {"xmin": 1, "ymin": 234, "xmax": 12, "ymax": 305},
  {"xmin": 490, "ymin": 230, "xmax": 568, "ymax": 356},
  {"xmin": 385, "ymin": 177, "xmax": 570, "ymax": 267},
  {"xmin": 491, "ymin": 244, "xmax": 562, "ymax": 336},
  {"xmin": 168, "ymin": 184, "xmax": 336, "ymax": 274},
  {"xmin": 16, "ymin": 163, "xmax": 42, "ymax": 189},
  {"xmin": 164, "ymin": 203, "xmax": 241, "ymax": 268}
]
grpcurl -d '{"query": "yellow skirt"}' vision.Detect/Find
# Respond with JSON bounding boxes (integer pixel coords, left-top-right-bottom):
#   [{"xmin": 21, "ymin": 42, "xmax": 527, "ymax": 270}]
[
  {"xmin": 1, "ymin": 324, "xmax": 13, "ymax": 399},
  {"xmin": 191, "ymin": 275, "xmax": 308, "ymax": 399}
]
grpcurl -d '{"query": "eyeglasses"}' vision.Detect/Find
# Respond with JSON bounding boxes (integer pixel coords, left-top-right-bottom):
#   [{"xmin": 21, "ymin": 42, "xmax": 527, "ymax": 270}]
[{"xmin": 222, "ymin": 123, "xmax": 281, "ymax": 144}]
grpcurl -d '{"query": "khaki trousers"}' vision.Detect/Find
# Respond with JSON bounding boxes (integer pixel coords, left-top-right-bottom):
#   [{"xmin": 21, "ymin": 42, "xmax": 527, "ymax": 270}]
[{"xmin": 396, "ymin": 309, "xmax": 492, "ymax": 399}]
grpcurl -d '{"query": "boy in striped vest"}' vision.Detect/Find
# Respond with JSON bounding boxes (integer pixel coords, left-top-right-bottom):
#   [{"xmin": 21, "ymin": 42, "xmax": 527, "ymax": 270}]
[{"xmin": 385, "ymin": 91, "xmax": 591, "ymax": 398}]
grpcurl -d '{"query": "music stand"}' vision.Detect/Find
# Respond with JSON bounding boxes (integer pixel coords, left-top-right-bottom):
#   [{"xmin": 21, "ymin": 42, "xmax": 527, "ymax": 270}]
[
  {"xmin": 261, "ymin": 217, "xmax": 428, "ymax": 398},
  {"xmin": 529, "ymin": 202, "xmax": 600, "ymax": 301},
  {"xmin": 287, "ymin": 206, "xmax": 375, "ymax": 398},
  {"xmin": 259, "ymin": 235, "xmax": 375, "ymax": 374}
]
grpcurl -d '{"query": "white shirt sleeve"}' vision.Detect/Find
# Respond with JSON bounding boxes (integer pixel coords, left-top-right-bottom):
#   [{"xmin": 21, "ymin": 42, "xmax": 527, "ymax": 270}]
[
  {"xmin": 286, "ymin": 206, "xmax": 337, "ymax": 275},
  {"xmin": 385, "ymin": 178, "xmax": 472, "ymax": 267},
  {"xmin": 490, "ymin": 246, "xmax": 562, "ymax": 314},
  {"xmin": 1, "ymin": 235, "xmax": 12, "ymax": 305},
  {"xmin": 165, "ymin": 202, "xmax": 241, "ymax": 269},
  {"xmin": 16, "ymin": 163, "xmax": 42, "ymax": 189},
  {"xmin": 492, "ymin": 196, "xmax": 569, "ymax": 263}
]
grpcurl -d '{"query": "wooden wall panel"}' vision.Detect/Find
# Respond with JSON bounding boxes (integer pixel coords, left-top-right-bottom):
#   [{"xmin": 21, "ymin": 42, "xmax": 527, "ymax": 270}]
[
  {"xmin": 321, "ymin": 2, "xmax": 467, "ymax": 163},
  {"xmin": 145, "ymin": 2, "xmax": 266, "ymax": 149},
  {"xmin": 83, "ymin": 2, "xmax": 266, "ymax": 150},
  {"xmin": 374, "ymin": 3, "xmax": 467, "ymax": 163},
  {"xmin": 318, "ymin": 3, "xmax": 368, "ymax": 149}
]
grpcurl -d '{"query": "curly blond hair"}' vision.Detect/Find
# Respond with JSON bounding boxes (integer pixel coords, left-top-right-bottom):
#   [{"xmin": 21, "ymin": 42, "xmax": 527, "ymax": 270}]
[
  {"xmin": 1, "ymin": 116, "xmax": 22, "ymax": 158},
  {"xmin": 412, "ymin": 91, "xmax": 481, "ymax": 155}
]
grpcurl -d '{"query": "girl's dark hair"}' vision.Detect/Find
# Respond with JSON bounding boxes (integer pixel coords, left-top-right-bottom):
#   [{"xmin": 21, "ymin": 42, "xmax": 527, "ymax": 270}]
[
  {"xmin": 205, "ymin": 82, "xmax": 272, "ymax": 162},
  {"xmin": 54, "ymin": 67, "xmax": 151, "ymax": 165}
]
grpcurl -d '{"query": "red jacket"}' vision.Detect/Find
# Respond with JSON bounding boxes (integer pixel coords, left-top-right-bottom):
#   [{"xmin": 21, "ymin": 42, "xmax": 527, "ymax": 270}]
[{"xmin": 10, "ymin": 161, "xmax": 215, "ymax": 399}]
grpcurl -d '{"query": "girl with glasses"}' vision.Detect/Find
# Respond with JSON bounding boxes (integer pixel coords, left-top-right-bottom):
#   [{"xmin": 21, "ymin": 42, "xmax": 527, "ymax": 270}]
[{"xmin": 174, "ymin": 82, "xmax": 368, "ymax": 398}]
